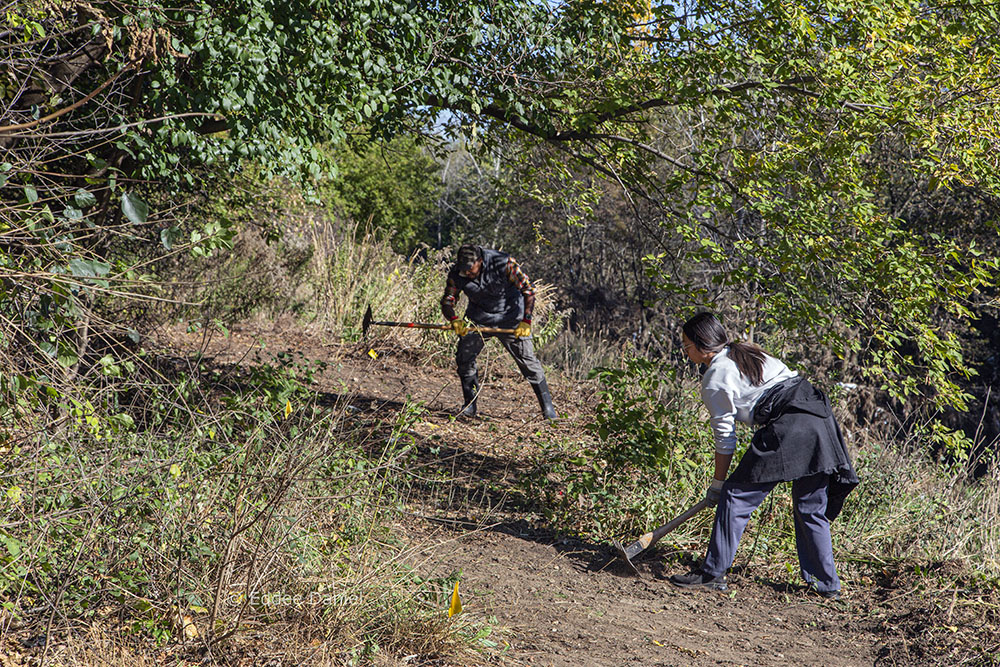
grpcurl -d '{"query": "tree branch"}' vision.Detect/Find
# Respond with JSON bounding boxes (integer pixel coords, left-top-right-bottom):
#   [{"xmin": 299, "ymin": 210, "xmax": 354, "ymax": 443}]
[
  {"xmin": 2, "ymin": 112, "xmax": 220, "ymax": 138},
  {"xmin": 0, "ymin": 66, "xmax": 130, "ymax": 134}
]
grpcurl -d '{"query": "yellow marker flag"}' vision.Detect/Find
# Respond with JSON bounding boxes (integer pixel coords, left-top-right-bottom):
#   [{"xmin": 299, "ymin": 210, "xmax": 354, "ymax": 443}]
[
  {"xmin": 448, "ymin": 580, "xmax": 462, "ymax": 617},
  {"xmin": 368, "ymin": 349, "xmax": 379, "ymax": 360}
]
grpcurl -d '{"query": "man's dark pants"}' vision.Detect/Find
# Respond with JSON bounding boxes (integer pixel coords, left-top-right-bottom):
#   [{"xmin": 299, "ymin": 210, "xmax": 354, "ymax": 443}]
[{"xmin": 456, "ymin": 331, "xmax": 546, "ymax": 387}]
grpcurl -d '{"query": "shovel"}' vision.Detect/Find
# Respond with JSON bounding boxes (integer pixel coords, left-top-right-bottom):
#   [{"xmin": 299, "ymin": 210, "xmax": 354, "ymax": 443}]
[
  {"xmin": 362, "ymin": 305, "xmax": 517, "ymax": 337},
  {"xmin": 611, "ymin": 498, "xmax": 710, "ymax": 575}
]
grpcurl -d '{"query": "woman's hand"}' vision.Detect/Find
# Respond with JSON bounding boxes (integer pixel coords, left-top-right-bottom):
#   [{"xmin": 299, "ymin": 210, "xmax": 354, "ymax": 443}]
[{"xmin": 704, "ymin": 479, "xmax": 725, "ymax": 506}]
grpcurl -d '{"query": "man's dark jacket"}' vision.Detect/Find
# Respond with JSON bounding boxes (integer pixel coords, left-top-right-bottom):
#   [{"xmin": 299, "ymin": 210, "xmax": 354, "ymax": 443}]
[{"xmin": 448, "ymin": 248, "xmax": 524, "ymax": 328}]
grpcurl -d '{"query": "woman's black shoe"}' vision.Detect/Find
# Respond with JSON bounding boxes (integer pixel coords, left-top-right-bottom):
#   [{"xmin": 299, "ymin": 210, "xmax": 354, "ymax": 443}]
[{"xmin": 668, "ymin": 570, "xmax": 728, "ymax": 591}]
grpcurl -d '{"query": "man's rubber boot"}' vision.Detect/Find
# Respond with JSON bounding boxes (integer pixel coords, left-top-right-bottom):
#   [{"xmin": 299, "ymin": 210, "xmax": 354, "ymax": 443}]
[
  {"xmin": 460, "ymin": 376, "xmax": 478, "ymax": 418},
  {"xmin": 532, "ymin": 380, "xmax": 558, "ymax": 421}
]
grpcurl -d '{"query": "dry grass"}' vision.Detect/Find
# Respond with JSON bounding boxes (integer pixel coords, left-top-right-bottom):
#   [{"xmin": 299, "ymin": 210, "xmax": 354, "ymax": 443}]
[
  {"xmin": 837, "ymin": 435, "xmax": 1000, "ymax": 575},
  {"xmin": 1, "ymin": 625, "xmax": 161, "ymax": 667},
  {"xmin": 173, "ymin": 214, "xmax": 570, "ymax": 371},
  {"xmin": 302, "ymin": 222, "xmax": 449, "ymax": 339},
  {"xmin": 537, "ymin": 327, "xmax": 625, "ymax": 380},
  {"xmin": 0, "ymin": 382, "xmax": 492, "ymax": 666}
]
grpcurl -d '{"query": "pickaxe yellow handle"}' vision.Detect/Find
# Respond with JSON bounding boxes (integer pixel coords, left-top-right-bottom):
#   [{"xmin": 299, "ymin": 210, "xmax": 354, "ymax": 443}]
[{"xmin": 362, "ymin": 305, "xmax": 517, "ymax": 337}]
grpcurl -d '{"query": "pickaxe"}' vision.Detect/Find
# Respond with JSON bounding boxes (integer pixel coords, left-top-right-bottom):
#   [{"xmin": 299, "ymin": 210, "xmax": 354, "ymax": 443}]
[
  {"xmin": 362, "ymin": 305, "xmax": 517, "ymax": 337},
  {"xmin": 611, "ymin": 499, "xmax": 710, "ymax": 575}
]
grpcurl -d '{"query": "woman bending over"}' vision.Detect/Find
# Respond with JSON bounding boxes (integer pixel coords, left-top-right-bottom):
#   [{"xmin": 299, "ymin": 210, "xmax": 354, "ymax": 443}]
[{"xmin": 669, "ymin": 312, "xmax": 858, "ymax": 600}]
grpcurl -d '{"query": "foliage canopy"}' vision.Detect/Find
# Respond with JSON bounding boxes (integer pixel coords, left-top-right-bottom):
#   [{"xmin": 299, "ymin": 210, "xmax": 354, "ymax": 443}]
[{"xmin": 2, "ymin": 0, "xmax": 999, "ymax": 414}]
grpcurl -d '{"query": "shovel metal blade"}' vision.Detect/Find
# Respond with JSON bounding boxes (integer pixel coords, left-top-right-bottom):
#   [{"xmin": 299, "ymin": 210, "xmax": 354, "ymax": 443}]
[
  {"xmin": 611, "ymin": 499, "xmax": 710, "ymax": 575},
  {"xmin": 622, "ymin": 532, "xmax": 654, "ymax": 560},
  {"xmin": 610, "ymin": 539, "xmax": 640, "ymax": 575}
]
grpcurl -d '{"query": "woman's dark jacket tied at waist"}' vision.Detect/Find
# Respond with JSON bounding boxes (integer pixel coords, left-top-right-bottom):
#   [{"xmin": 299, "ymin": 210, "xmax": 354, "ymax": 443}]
[{"xmin": 731, "ymin": 376, "xmax": 859, "ymax": 520}]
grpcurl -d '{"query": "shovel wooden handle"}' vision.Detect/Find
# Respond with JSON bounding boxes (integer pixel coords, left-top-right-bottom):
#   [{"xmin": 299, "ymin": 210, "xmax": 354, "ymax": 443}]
[
  {"xmin": 374, "ymin": 321, "xmax": 449, "ymax": 330},
  {"xmin": 621, "ymin": 498, "xmax": 711, "ymax": 561},
  {"xmin": 466, "ymin": 325, "xmax": 518, "ymax": 334},
  {"xmin": 363, "ymin": 305, "xmax": 519, "ymax": 337}
]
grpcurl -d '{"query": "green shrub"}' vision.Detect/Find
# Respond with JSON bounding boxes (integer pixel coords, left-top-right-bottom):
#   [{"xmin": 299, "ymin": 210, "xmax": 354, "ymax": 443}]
[
  {"xmin": 523, "ymin": 353, "xmax": 717, "ymax": 539},
  {"xmin": 319, "ymin": 136, "xmax": 443, "ymax": 255}
]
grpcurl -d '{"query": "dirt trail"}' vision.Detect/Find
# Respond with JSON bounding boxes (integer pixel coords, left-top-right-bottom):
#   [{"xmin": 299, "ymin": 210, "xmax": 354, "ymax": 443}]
[
  {"xmin": 402, "ymin": 514, "xmax": 881, "ymax": 667},
  {"xmin": 157, "ymin": 321, "xmax": 993, "ymax": 666}
]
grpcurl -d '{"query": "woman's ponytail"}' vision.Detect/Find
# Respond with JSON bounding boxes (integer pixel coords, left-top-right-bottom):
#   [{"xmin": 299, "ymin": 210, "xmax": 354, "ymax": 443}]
[{"xmin": 727, "ymin": 340, "xmax": 767, "ymax": 386}]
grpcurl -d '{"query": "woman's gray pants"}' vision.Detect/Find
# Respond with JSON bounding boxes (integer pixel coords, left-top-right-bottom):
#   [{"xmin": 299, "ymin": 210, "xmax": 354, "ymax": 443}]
[
  {"xmin": 701, "ymin": 473, "xmax": 841, "ymax": 593},
  {"xmin": 456, "ymin": 332, "xmax": 547, "ymax": 386}
]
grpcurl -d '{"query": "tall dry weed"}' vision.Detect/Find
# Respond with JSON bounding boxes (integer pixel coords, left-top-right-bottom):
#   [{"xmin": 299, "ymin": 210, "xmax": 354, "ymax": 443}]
[
  {"xmin": 300, "ymin": 223, "xmax": 570, "ymax": 365},
  {"xmin": 304, "ymin": 221, "xmax": 449, "ymax": 340},
  {"xmin": 817, "ymin": 429, "xmax": 1000, "ymax": 578},
  {"xmin": 537, "ymin": 327, "xmax": 624, "ymax": 380}
]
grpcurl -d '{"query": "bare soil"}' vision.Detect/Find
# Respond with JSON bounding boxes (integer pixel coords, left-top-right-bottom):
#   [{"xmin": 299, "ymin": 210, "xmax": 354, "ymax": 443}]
[{"xmin": 12, "ymin": 320, "xmax": 993, "ymax": 666}]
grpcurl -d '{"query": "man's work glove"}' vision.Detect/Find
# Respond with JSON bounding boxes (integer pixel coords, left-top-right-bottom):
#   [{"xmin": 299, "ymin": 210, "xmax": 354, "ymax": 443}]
[
  {"xmin": 514, "ymin": 321, "xmax": 531, "ymax": 338},
  {"xmin": 704, "ymin": 479, "xmax": 725, "ymax": 507},
  {"xmin": 450, "ymin": 319, "xmax": 468, "ymax": 337}
]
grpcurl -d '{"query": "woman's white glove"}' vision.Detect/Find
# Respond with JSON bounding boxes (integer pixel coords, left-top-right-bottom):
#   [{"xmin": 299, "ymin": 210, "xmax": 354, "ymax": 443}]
[{"xmin": 705, "ymin": 479, "xmax": 725, "ymax": 506}]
